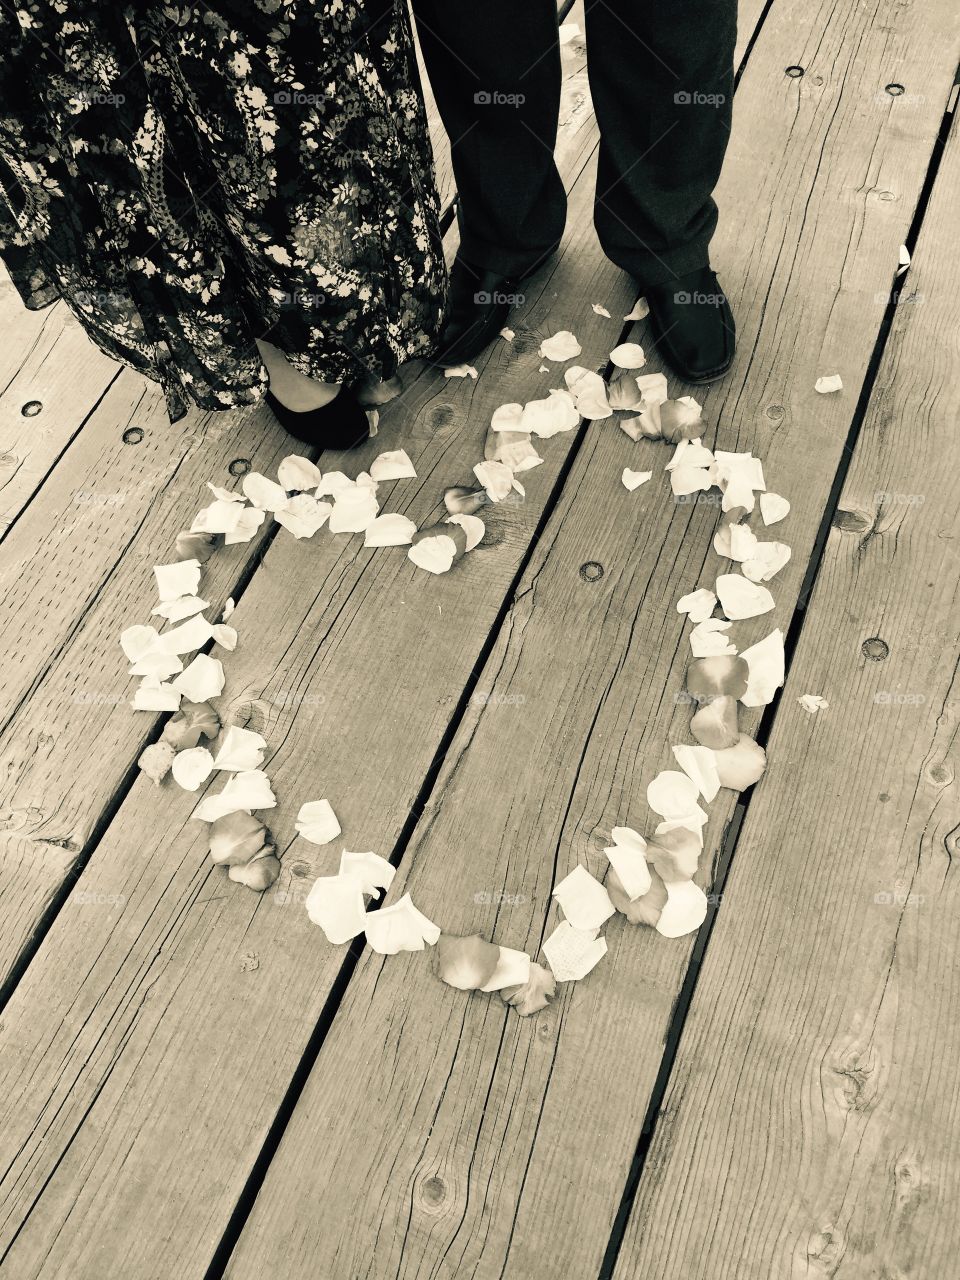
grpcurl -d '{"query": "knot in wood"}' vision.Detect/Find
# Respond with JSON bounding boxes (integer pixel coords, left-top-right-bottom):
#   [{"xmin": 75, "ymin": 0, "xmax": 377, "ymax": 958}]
[
  {"xmin": 122, "ymin": 426, "xmax": 144, "ymax": 445},
  {"xmin": 861, "ymin": 637, "xmax": 889, "ymax": 661},
  {"xmin": 579, "ymin": 561, "xmax": 604, "ymax": 582}
]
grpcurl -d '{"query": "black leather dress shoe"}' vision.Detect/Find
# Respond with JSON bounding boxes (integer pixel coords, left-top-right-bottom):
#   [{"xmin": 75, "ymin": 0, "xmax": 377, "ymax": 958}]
[
  {"xmin": 430, "ymin": 257, "xmax": 527, "ymax": 368},
  {"xmin": 265, "ymin": 385, "xmax": 369, "ymax": 449},
  {"xmin": 644, "ymin": 267, "xmax": 735, "ymax": 383}
]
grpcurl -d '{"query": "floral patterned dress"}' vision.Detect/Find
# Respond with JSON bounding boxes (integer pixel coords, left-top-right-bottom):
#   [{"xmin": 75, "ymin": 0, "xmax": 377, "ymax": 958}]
[{"xmin": 0, "ymin": 1, "xmax": 447, "ymax": 421}]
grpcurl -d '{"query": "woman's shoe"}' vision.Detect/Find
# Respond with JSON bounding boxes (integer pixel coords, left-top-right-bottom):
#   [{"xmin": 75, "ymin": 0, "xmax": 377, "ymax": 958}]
[{"xmin": 265, "ymin": 384, "xmax": 370, "ymax": 450}]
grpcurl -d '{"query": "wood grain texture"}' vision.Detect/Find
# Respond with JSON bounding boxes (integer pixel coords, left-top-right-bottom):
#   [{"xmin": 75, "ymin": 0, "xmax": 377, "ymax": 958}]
[
  {"xmin": 0, "ymin": 121, "xmax": 638, "ymax": 1278},
  {"xmin": 613, "ymin": 111, "xmax": 960, "ymax": 1280},
  {"xmin": 0, "ymin": 291, "xmax": 119, "ymax": 534},
  {"xmin": 0, "ymin": 376, "xmax": 305, "ymax": 983},
  {"xmin": 219, "ymin": 3, "xmax": 960, "ymax": 1279}
]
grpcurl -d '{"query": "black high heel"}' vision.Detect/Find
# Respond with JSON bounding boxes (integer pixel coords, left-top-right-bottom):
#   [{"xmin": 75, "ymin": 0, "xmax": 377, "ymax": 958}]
[{"xmin": 265, "ymin": 384, "xmax": 370, "ymax": 450}]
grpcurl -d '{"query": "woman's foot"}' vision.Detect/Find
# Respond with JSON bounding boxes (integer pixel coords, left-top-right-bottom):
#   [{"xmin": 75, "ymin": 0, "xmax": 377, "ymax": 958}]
[{"xmin": 257, "ymin": 339, "xmax": 370, "ymax": 449}]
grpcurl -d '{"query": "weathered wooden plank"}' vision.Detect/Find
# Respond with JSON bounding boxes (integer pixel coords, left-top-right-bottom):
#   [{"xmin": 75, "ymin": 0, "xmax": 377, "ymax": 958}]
[
  {"xmin": 0, "ymin": 379, "xmax": 308, "ymax": 982},
  {"xmin": 612, "ymin": 112, "xmax": 960, "ymax": 1280},
  {"xmin": 216, "ymin": 6, "xmax": 960, "ymax": 1280},
  {"xmin": 0, "ymin": 116, "xmax": 636, "ymax": 1277},
  {"xmin": 0, "ymin": 288, "xmax": 119, "ymax": 535}
]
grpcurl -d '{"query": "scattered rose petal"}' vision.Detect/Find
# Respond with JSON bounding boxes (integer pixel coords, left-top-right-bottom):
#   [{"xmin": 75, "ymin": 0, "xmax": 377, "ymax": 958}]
[
  {"xmin": 162, "ymin": 700, "xmax": 220, "ymax": 750},
  {"xmin": 209, "ymin": 811, "xmax": 270, "ymax": 865},
  {"xmin": 339, "ymin": 850, "xmax": 395, "ymax": 897},
  {"xmin": 275, "ymin": 494, "xmax": 332, "ymax": 539},
  {"xmin": 619, "ymin": 417, "xmax": 643, "ymax": 442},
  {"xmin": 656, "ymin": 879, "xmax": 708, "ymax": 938},
  {"xmin": 713, "ymin": 733, "xmax": 767, "ymax": 789},
  {"xmin": 473, "ymin": 459, "xmax": 517, "ymax": 501},
  {"xmin": 608, "ymin": 367, "xmax": 644, "ymax": 410},
  {"xmin": 409, "ymin": 533, "xmax": 458, "ymax": 574},
  {"xmin": 154, "ymin": 558, "xmax": 202, "ymax": 603},
  {"xmin": 815, "ymin": 374, "xmax": 843, "ymax": 394},
  {"xmin": 172, "ymin": 746, "xmax": 215, "ymax": 791},
  {"xmin": 295, "ymin": 798, "xmax": 341, "ymax": 845},
  {"xmin": 444, "ymin": 364, "xmax": 479, "ymax": 379},
  {"xmin": 129, "ymin": 649, "xmax": 184, "ymax": 680},
  {"xmin": 670, "ymin": 465, "xmax": 713, "ymax": 497},
  {"xmin": 539, "ymin": 330, "xmax": 582, "ymax": 361},
  {"xmin": 315, "ymin": 471, "xmax": 356, "ymax": 498},
  {"xmin": 606, "ymin": 864, "xmax": 667, "ymax": 926},
  {"xmin": 194, "ymin": 769, "xmax": 277, "ymax": 822},
  {"xmin": 213, "ymin": 725, "xmax": 267, "ymax": 772},
  {"xmin": 716, "ymin": 573, "xmax": 775, "ymax": 620},
  {"xmin": 444, "ymin": 486, "xmax": 488, "ymax": 516},
  {"xmin": 647, "ymin": 826, "xmax": 702, "ymax": 882},
  {"xmin": 564, "ymin": 366, "xmax": 612, "ymax": 419},
  {"xmin": 742, "ymin": 541, "xmax": 792, "ymax": 583},
  {"xmin": 690, "ymin": 618, "xmax": 736, "ymax": 658},
  {"xmin": 328, "ymin": 487, "xmax": 380, "ymax": 534},
  {"xmin": 138, "ymin": 740, "xmax": 176, "ymax": 785},
  {"xmin": 666, "ymin": 438, "xmax": 714, "ymax": 471},
  {"xmin": 151, "ymin": 595, "xmax": 210, "ymax": 623},
  {"xmin": 660, "ymin": 396, "xmax": 703, "ymax": 443},
  {"xmin": 647, "ymin": 770, "xmax": 701, "ymax": 819},
  {"xmin": 622, "ymin": 468, "xmax": 652, "ymax": 491},
  {"xmin": 520, "ymin": 390, "xmax": 580, "ymax": 437},
  {"xmin": 603, "ymin": 827, "xmax": 651, "ymax": 900},
  {"xmin": 609, "ymin": 342, "xmax": 646, "ymax": 369},
  {"xmin": 171, "ymin": 653, "xmax": 225, "ymax": 702},
  {"xmin": 690, "ymin": 695, "xmax": 740, "ymax": 749},
  {"xmin": 636, "ymin": 372, "xmax": 668, "ymax": 404},
  {"xmin": 542, "ymin": 920, "xmax": 607, "ymax": 982},
  {"xmin": 175, "ymin": 530, "xmax": 221, "ymax": 562},
  {"xmin": 446, "ymin": 513, "xmax": 485, "ymax": 551},
  {"xmin": 364, "ymin": 513, "xmax": 418, "ymax": 547},
  {"xmin": 677, "ymin": 588, "xmax": 717, "ymax": 624},
  {"xmin": 224, "ymin": 506, "xmax": 266, "ymax": 545},
  {"xmin": 500, "ymin": 961, "xmax": 556, "ymax": 1015},
  {"xmin": 370, "ymin": 449, "xmax": 417, "ymax": 482},
  {"xmin": 480, "ymin": 945, "xmax": 531, "ymax": 992},
  {"xmin": 672, "ymin": 744, "xmax": 720, "ymax": 803},
  {"xmin": 624, "ymin": 298, "xmax": 649, "ymax": 321},
  {"xmin": 305, "ymin": 875, "xmax": 368, "ymax": 944},
  {"xmin": 759, "ymin": 492, "xmax": 790, "ymax": 525},
  {"xmin": 277, "ymin": 455, "xmax": 323, "ymax": 491},
  {"xmin": 552, "ymin": 865, "xmax": 616, "ymax": 931},
  {"xmin": 687, "ymin": 655, "xmax": 749, "ymax": 702},
  {"xmin": 740, "ymin": 628, "xmax": 785, "ymax": 706},
  {"xmin": 500, "ymin": 326, "xmax": 515, "ymax": 342},
  {"xmin": 212, "ymin": 624, "xmax": 237, "ymax": 651},
  {"xmin": 132, "ymin": 682, "xmax": 181, "ymax": 712},
  {"xmin": 714, "ymin": 521, "xmax": 759, "ymax": 562},
  {"xmin": 365, "ymin": 893, "xmax": 441, "ymax": 953},
  {"xmin": 243, "ymin": 471, "xmax": 290, "ymax": 512},
  {"xmin": 157, "ymin": 614, "xmax": 216, "ymax": 656},
  {"xmin": 591, "ymin": 303, "xmax": 611, "ymax": 318},
  {"xmin": 435, "ymin": 933, "xmax": 501, "ymax": 990},
  {"xmin": 798, "ymin": 693, "xmax": 829, "ymax": 713},
  {"xmin": 229, "ymin": 850, "xmax": 281, "ymax": 891}
]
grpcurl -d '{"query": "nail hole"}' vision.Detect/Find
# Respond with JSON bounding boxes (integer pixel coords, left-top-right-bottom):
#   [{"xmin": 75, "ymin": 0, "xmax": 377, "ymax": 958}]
[
  {"xmin": 228, "ymin": 457, "xmax": 251, "ymax": 476},
  {"xmin": 885, "ymin": 83, "xmax": 905, "ymax": 96},
  {"xmin": 862, "ymin": 637, "xmax": 889, "ymax": 661},
  {"xmin": 122, "ymin": 426, "xmax": 144, "ymax": 445},
  {"xmin": 785, "ymin": 65, "xmax": 804, "ymax": 78},
  {"xmin": 579, "ymin": 561, "xmax": 604, "ymax": 582},
  {"xmin": 21, "ymin": 400, "xmax": 43, "ymax": 417},
  {"xmin": 878, "ymin": 190, "xmax": 897, "ymax": 203}
]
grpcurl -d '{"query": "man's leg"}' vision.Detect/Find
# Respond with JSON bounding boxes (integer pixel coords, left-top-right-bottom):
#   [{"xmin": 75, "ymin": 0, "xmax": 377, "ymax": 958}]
[
  {"xmin": 411, "ymin": 0, "xmax": 566, "ymax": 276},
  {"xmin": 585, "ymin": 0, "xmax": 736, "ymax": 287}
]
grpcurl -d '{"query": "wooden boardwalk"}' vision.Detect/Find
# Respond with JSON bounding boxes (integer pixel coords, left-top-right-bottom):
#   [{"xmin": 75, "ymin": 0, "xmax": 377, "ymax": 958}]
[{"xmin": 1, "ymin": 2, "xmax": 959, "ymax": 1277}]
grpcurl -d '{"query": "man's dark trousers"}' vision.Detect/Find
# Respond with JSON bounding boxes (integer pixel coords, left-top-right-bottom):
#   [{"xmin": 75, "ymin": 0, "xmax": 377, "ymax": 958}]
[{"xmin": 410, "ymin": 0, "xmax": 737, "ymax": 287}]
